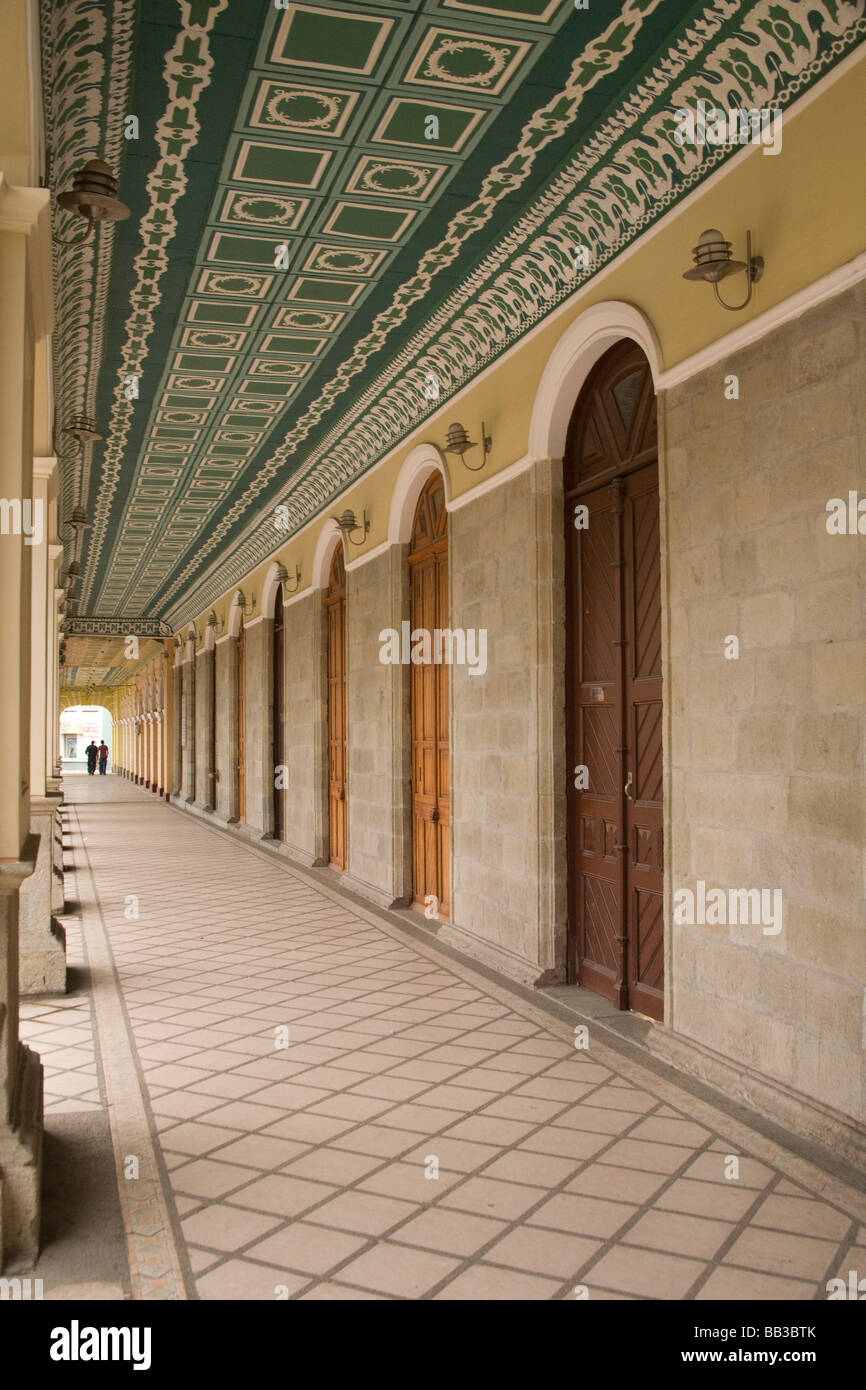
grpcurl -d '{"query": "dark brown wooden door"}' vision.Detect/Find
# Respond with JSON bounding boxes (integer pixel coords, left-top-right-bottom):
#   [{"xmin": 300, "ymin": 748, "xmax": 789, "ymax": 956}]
[
  {"xmin": 237, "ymin": 618, "xmax": 246, "ymax": 823},
  {"xmin": 326, "ymin": 544, "xmax": 347, "ymax": 870},
  {"xmin": 272, "ymin": 583, "xmax": 285, "ymax": 840},
  {"xmin": 409, "ymin": 473, "xmax": 450, "ymax": 918},
  {"xmin": 209, "ymin": 647, "xmax": 216, "ymax": 810},
  {"xmin": 566, "ymin": 341, "xmax": 663, "ymax": 1020}
]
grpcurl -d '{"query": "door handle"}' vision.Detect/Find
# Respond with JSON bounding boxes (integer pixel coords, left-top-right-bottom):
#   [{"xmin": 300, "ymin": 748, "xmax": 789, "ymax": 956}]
[
  {"xmin": 339, "ymin": 786, "xmax": 345, "ymax": 801},
  {"xmin": 624, "ymin": 771, "xmax": 633, "ymax": 800},
  {"xmin": 431, "ymin": 805, "xmax": 440, "ymax": 823}
]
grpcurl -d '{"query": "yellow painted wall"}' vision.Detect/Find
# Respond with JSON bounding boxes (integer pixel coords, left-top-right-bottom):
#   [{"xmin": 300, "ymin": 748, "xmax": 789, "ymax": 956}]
[{"xmin": 0, "ymin": 0, "xmax": 35, "ymax": 185}]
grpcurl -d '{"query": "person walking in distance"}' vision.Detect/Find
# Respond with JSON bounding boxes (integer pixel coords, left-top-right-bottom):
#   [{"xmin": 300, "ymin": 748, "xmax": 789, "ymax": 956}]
[
  {"xmin": 85, "ymin": 740, "xmax": 98, "ymax": 776},
  {"xmin": 98, "ymin": 741, "xmax": 109, "ymax": 776}
]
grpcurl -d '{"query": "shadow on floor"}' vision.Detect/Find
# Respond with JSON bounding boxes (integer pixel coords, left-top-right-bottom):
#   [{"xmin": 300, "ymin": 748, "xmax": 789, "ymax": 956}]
[{"xmin": 33, "ymin": 1115, "xmax": 130, "ymax": 1299}]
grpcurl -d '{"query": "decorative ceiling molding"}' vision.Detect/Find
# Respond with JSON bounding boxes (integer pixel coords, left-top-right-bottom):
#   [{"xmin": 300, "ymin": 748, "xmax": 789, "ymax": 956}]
[
  {"xmin": 66, "ymin": 617, "xmax": 173, "ymax": 637},
  {"xmin": 166, "ymin": 0, "xmax": 866, "ymax": 626},
  {"xmin": 79, "ymin": 0, "xmax": 230, "ymax": 611},
  {"xmin": 42, "ymin": 0, "xmax": 865, "ymax": 633},
  {"xmin": 41, "ymin": 0, "xmax": 137, "ymax": 519}
]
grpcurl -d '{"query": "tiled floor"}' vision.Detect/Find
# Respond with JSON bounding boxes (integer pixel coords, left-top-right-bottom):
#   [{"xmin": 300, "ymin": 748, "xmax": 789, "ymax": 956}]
[{"xmin": 21, "ymin": 774, "xmax": 866, "ymax": 1300}]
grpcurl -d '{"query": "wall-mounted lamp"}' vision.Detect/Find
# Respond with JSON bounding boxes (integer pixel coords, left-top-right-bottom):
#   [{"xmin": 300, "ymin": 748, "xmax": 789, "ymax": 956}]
[
  {"xmin": 682, "ymin": 228, "xmax": 763, "ymax": 312},
  {"xmin": 54, "ymin": 160, "xmax": 131, "ymax": 247},
  {"xmin": 275, "ymin": 561, "xmax": 301, "ymax": 595},
  {"xmin": 62, "ymin": 505, "xmax": 91, "ymax": 535},
  {"xmin": 206, "ymin": 612, "xmax": 216, "ymax": 630},
  {"xmin": 334, "ymin": 509, "xmax": 369, "ymax": 547},
  {"xmin": 63, "ymin": 560, "xmax": 80, "ymax": 590},
  {"xmin": 59, "ymin": 416, "xmax": 102, "ymax": 458},
  {"xmin": 443, "ymin": 421, "xmax": 491, "ymax": 472}
]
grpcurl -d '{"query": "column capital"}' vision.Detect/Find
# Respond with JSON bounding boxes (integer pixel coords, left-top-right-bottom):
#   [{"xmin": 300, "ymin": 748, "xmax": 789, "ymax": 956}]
[
  {"xmin": 0, "ymin": 175, "xmax": 53, "ymax": 340},
  {"xmin": 33, "ymin": 454, "xmax": 57, "ymax": 482}
]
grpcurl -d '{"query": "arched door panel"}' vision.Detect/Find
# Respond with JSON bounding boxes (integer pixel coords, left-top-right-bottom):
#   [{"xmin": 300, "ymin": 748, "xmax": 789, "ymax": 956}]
[
  {"xmin": 327, "ymin": 545, "xmax": 347, "ymax": 870},
  {"xmin": 237, "ymin": 619, "xmax": 246, "ymax": 823},
  {"xmin": 272, "ymin": 584, "xmax": 285, "ymax": 840},
  {"xmin": 409, "ymin": 473, "xmax": 450, "ymax": 918},
  {"xmin": 565, "ymin": 341, "xmax": 663, "ymax": 1020}
]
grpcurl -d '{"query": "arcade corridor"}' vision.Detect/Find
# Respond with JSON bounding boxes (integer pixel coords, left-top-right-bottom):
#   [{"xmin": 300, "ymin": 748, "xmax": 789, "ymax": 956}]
[
  {"xmin": 21, "ymin": 773, "xmax": 866, "ymax": 1301},
  {"xmin": 3, "ymin": 0, "xmax": 864, "ymax": 1318}
]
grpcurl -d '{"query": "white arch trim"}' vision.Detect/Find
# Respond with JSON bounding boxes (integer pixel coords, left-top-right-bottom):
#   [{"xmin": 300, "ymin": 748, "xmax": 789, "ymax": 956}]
[
  {"xmin": 260, "ymin": 561, "xmax": 287, "ymax": 618},
  {"xmin": 227, "ymin": 589, "xmax": 246, "ymax": 638},
  {"xmin": 388, "ymin": 442, "xmax": 450, "ymax": 546},
  {"xmin": 528, "ymin": 301, "xmax": 663, "ymax": 461},
  {"xmin": 311, "ymin": 518, "xmax": 343, "ymax": 591}
]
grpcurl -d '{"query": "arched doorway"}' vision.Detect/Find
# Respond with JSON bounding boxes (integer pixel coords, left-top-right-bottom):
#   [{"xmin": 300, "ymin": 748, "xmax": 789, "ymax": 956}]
[
  {"xmin": 237, "ymin": 616, "xmax": 246, "ymax": 823},
  {"xmin": 272, "ymin": 581, "xmax": 285, "ymax": 839},
  {"xmin": 59, "ymin": 704, "xmax": 112, "ymax": 773},
  {"xmin": 326, "ymin": 543, "xmax": 347, "ymax": 870},
  {"xmin": 565, "ymin": 339, "xmax": 663, "ymax": 1020},
  {"xmin": 408, "ymin": 471, "xmax": 450, "ymax": 918}
]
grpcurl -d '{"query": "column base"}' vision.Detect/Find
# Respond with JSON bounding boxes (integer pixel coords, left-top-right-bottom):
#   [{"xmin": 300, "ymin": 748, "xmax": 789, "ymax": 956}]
[
  {"xmin": 18, "ymin": 812, "xmax": 67, "ymax": 997},
  {"xmin": 0, "ymin": 873, "xmax": 44, "ymax": 1271},
  {"xmin": 0, "ymin": 1042, "xmax": 43, "ymax": 1272}
]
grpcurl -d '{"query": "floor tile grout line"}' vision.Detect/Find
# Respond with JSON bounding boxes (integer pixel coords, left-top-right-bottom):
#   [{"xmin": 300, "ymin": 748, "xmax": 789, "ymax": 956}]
[
  {"xmin": 71, "ymin": 779, "xmax": 865, "ymax": 1299},
  {"xmin": 146, "ymin": 780, "xmax": 866, "ymax": 1221}
]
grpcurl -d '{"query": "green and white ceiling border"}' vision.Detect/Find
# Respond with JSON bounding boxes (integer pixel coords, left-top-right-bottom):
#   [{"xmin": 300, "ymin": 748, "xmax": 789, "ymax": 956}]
[
  {"xmin": 79, "ymin": 0, "xmax": 229, "ymax": 611},
  {"xmin": 42, "ymin": 0, "xmax": 136, "ymax": 522}
]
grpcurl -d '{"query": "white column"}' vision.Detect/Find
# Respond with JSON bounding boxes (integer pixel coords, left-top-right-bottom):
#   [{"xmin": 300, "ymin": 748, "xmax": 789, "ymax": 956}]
[{"xmin": 49, "ymin": 561, "xmax": 63, "ymax": 785}]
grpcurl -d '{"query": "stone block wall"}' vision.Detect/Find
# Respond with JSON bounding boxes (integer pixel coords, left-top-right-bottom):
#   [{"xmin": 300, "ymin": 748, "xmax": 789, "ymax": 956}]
[
  {"xmin": 181, "ymin": 657, "xmax": 195, "ymax": 803},
  {"xmin": 171, "ymin": 663, "xmax": 182, "ymax": 797},
  {"xmin": 194, "ymin": 649, "xmax": 214, "ymax": 812},
  {"xmin": 214, "ymin": 637, "xmax": 238, "ymax": 822},
  {"xmin": 242, "ymin": 619, "xmax": 269, "ymax": 836},
  {"xmin": 345, "ymin": 545, "xmax": 412, "ymax": 908},
  {"xmin": 664, "ymin": 280, "xmax": 866, "ymax": 1122},
  {"xmin": 449, "ymin": 458, "xmax": 566, "ymax": 979}
]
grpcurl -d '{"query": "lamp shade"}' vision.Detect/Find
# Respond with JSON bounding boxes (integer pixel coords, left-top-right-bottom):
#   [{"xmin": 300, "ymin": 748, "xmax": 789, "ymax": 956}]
[
  {"xmin": 443, "ymin": 422, "xmax": 475, "ymax": 455},
  {"xmin": 57, "ymin": 160, "xmax": 131, "ymax": 224},
  {"xmin": 682, "ymin": 229, "xmax": 744, "ymax": 283}
]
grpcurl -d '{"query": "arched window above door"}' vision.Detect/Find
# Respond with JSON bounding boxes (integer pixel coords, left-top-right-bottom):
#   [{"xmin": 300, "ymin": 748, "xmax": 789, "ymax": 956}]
[
  {"xmin": 410, "ymin": 471, "xmax": 447, "ymax": 552},
  {"xmin": 564, "ymin": 340, "xmax": 657, "ymax": 490}
]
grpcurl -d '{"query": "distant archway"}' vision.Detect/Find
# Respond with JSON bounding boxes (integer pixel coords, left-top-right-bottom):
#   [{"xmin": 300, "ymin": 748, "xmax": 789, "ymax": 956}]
[{"xmin": 60, "ymin": 704, "xmax": 112, "ymax": 774}]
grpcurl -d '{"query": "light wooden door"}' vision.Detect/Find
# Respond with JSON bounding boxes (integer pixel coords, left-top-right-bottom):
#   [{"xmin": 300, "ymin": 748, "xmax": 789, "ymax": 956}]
[
  {"xmin": 272, "ymin": 584, "xmax": 285, "ymax": 840},
  {"xmin": 409, "ymin": 473, "xmax": 450, "ymax": 918},
  {"xmin": 565, "ymin": 341, "xmax": 663, "ymax": 1019},
  {"xmin": 326, "ymin": 545, "xmax": 347, "ymax": 870},
  {"xmin": 237, "ymin": 618, "xmax": 246, "ymax": 823}
]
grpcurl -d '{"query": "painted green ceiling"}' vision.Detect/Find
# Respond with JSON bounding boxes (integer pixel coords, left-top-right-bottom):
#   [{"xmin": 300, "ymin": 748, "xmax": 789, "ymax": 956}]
[{"xmin": 43, "ymin": 0, "xmax": 864, "ymax": 635}]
